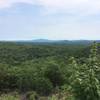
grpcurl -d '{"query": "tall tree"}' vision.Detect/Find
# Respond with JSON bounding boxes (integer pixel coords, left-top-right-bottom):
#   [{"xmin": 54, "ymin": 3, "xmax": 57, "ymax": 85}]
[{"xmin": 71, "ymin": 42, "xmax": 100, "ymax": 100}]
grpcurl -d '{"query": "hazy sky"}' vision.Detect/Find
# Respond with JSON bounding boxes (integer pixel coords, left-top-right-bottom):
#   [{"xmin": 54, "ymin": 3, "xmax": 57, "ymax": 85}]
[{"xmin": 0, "ymin": 0, "xmax": 100, "ymax": 40}]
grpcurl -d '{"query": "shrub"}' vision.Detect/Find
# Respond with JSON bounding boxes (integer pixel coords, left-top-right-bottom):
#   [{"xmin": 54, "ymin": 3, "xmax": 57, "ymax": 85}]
[
  {"xmin": 26, "ymin": 91, "xmax": 39, "ymax": 100},
  {"xmin": 0, "ymin": 94, "xmax": 20, "ymax": 100},
  {"xmin": 44, "ymin": 63, "xmax": 65, "ymax": 87},
  {"xmin": 71, "ymin": 43, "xmax": 100, "ymax": 100},
  {"xmin": 34, "ymin": 77, "xmax": 53, "ymax": 95}
]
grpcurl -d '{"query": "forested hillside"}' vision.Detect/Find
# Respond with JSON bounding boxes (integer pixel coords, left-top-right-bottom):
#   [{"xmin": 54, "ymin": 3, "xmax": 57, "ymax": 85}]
[
  {"xmin": 0, "ymin": 42, "xmax": 88, "ymax": 65},
  {"xmin": 0, "ymin": 42, "xmax": 100, "ymax": 100}
]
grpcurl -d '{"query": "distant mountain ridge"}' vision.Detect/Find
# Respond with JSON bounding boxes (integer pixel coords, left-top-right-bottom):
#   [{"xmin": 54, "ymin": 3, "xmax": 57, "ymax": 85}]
[
  {"xmin": 31, "ymin": 39, "xmax": 100, "ymax": 44},
  {"xmin": 32, "ymin": 39, "xmax": 54, "ymax": 42},
  {"xmin": 32, "ymin": 39, "xmax": 100, "ymax": 42},
  {"xmin": 1, "ymin": 39, "xmax": 100, "ymax": 45}
]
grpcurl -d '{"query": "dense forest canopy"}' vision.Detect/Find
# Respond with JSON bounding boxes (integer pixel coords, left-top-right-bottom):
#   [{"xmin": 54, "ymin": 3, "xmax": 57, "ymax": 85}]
[
  {"xmin": 0, "ymin": 41, "xmax": 100, "ymax": 100},
  {"xmin": 0, "ymin": 42, "xmax": 89, "ymax": 65}
]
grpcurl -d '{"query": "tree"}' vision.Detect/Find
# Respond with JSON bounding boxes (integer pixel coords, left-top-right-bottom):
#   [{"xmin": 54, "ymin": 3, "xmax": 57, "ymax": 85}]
[
  {"xmin": 44, "ymin": 63, "xmax": 65, "ymax": 87},
  {"xmin": 71, "ymin": 42, "xmax": 100, "ymax": 100}
]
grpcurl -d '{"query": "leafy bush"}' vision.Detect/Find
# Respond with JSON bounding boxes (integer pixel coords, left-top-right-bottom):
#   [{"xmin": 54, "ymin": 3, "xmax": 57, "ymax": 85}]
[
  {"xmin": 44, "ymin": 63, "xmax": 65, "ymax": 87},
  {"xmin": 71, "ymin": 43, "xmax": 100, "ymax": 100},
  {"xmin": 34, "ymin": 77, "xmax": 53, "ymax": 95},
  {"xmin": 26, "ymin": 91, "xmax": 39, "ymax": 100},
  {"xmin": 0, "ymin": 94, "xmax": 20, "ymax": 100}
]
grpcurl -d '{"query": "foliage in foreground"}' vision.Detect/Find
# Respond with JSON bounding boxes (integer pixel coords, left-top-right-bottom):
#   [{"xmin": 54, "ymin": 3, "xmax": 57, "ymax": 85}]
[
  {"xmin": 0, "ymin": 93, "xmax": 20, "ymax": 100},
  {"xmin": 70, "ymin": 43, "xmax": 100, "ymax": 100}
]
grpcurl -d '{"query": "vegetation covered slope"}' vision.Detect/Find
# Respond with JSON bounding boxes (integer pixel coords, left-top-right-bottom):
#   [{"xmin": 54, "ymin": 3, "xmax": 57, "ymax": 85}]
[
  {"xmin": 0, "ymin": 42, "xmax": 100, "ymax": 100},
  {"xmin": 0, "ymin": 42, "xmax": 88, "ymax": 65}
]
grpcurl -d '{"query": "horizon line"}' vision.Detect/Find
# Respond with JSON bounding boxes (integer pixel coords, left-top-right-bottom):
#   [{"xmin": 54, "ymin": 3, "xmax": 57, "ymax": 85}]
[{"xmin": 0, "ymin": 39, "xmax": 100, "ymax": 42}]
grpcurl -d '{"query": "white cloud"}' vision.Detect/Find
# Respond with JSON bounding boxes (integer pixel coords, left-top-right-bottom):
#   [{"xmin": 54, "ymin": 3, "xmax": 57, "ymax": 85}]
[
  {"xmin": 37, "ymin": 0, "xmax": 100, "ymax": 15},
  {"xmin": 0, "ymin": 0, "xmax": 100, "ymax": 15},
  {"xmin": 0, "ymin": 0, "xmax": 34, "ymax": 8}
]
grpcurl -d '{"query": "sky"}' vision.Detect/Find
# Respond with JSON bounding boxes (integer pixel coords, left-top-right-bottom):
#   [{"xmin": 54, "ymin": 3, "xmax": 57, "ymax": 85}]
[{"xmin": 0, "ymin": 0, "xmax": 100, "ymax": 40}]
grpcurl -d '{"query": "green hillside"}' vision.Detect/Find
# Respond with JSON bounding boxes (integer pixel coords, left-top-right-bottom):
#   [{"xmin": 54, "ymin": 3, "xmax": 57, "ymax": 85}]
[{"xmin": 0, "ymin": 42, "xmax": 100, "ymax": 100}]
